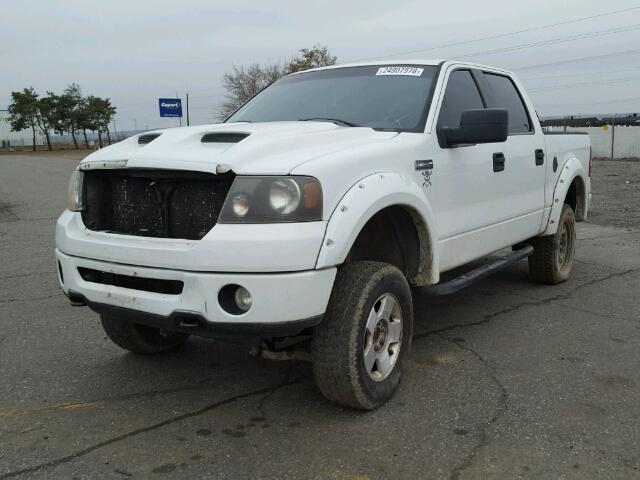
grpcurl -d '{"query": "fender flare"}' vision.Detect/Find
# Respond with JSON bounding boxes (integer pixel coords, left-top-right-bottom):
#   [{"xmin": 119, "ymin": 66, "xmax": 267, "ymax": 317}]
[
  {"xmin": 315, "ymin": 173, "xmax": 440, "ymax": 286},
  {"xmin": 542, "ymin": 156, "xmax": 589, "ymax": 236}
]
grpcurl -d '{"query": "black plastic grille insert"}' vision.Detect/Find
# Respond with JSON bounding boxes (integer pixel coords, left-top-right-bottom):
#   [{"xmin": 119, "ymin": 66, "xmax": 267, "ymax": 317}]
[
  {"xmin": 81, "ymin": 169, "xmax": 235, "ymax": 240},
  {"xmin": 78, "ymin": 267, "xmax": 183, "ymax": 295}
]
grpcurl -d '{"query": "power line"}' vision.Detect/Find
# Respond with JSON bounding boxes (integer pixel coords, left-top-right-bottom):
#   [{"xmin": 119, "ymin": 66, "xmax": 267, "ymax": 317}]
[
  {"xmin": 510, "ymin": 47, "xmax": 640, "ymax": 70},
  {"xmin": 453, "ymin": 23, "xmax": 640, "ymax": 60},
  {"xmin": 528, "ymin": 74, "xmax": 640, "ymax": 93},
  {"xmin": 350, "ymin": 6, "xmax": 640, "ymax": 61},
  {"xmin": 520, "ymin": 68, "xmax": 640, "ymax": 81}
]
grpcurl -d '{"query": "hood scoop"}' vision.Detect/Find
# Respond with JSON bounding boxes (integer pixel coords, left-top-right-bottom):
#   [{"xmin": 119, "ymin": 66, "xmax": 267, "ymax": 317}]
[
  {"xmin": 201, "ymin": 132, "xmax": 250, "ymax": 143},
  {"xmin": 138, "ymin": 133, "xmax": 161, "ymax": 145}
]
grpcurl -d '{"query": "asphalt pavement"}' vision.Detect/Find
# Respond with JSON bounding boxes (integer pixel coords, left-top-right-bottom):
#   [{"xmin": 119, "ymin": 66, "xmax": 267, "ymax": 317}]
[{"xmin": 1, "ymin": 152, "xmax": 639, "ymax": 479}]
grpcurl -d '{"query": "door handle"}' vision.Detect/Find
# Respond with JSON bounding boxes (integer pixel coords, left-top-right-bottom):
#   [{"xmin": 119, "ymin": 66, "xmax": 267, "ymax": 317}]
[
  {"xmin": 535, "ymin": 149, "xmax": 545, "ymax": 166},
  {"xmin": 493, "ymin": 152, "xmax": 505, "ymax": 172}
]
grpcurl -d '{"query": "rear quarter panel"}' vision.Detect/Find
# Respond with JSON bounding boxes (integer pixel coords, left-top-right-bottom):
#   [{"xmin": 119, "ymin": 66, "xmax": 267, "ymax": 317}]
[{"xmin": 541, "ymin": 132, "xmax": 591, "ymax": 233}]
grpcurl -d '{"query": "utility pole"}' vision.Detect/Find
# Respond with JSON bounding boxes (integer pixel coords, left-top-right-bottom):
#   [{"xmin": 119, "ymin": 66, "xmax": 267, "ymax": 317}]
[
  {"xmin": 186, "ymin": 93, "xmax": 190, "ymax": 126},
  {"xmin": 610, "ymin": 114, "xmax": 616, "ymax": 160},
  {"xmin": 177, "ymin": 92, "xmax": 182, "ymax": 127},
  {"xmin": 112, "ymin": 118, "xmax": 118, "ymax": 140},
  {"xmin": 0, "ymin": 109, "xmax": 8, "ymax": 149}
]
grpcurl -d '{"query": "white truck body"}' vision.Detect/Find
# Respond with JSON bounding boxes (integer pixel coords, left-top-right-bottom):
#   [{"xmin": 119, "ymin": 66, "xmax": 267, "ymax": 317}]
[{"xmin": 55, "ymin": 58, "xmax": 590, "ymax": 362}]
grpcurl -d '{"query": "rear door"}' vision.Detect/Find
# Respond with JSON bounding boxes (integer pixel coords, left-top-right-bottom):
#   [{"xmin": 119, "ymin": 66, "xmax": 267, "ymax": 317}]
[{"xmin": 477, "ymin": 71, "xmax": 546, "ymax": 229}]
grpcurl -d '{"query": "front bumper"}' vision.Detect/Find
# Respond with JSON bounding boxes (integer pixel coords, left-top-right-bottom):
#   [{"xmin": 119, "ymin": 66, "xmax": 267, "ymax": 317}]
[
  {"xmin": 56, "ymin": 210, "xmax": 327, "ymax": 272},
  {"xmin": 56, "ymin": 250, "xmax": 336, "ymax": 336}
]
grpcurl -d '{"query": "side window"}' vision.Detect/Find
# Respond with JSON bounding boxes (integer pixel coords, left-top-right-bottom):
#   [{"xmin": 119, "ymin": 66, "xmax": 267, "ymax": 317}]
[
  {"xmin": 437, "ymin": 70, "xmax": 484, "ymax": 129},
  {"xmin": 484, "ymin": 73, "xmax": 532, "ymax": 134}
]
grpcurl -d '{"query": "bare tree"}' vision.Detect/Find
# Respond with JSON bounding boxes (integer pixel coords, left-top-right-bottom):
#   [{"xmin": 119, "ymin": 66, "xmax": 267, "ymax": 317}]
[
  {"xmin": 218, "ymin": 63, "xmax": 283, "ymax": 120},
  {"xmin": 217, "ymin": 45, "xmax": 337, "ymax": 120}
]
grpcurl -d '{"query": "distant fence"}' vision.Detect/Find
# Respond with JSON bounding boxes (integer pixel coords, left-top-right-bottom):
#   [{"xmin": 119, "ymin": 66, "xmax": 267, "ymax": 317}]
[
  {"xmin": 0, "ymin": 130, "xmax": 138, "ymax": 150},
  {"xmin": 1, "ymin": 109, "xmax": 142, "ymax": 149},
  {"xmin": 541, "ymin": 114, "xmax": 640, "ymax": 160},
  {"xmin": 544, "ymin": 125, "xmax": 640, "ymax": 159}
]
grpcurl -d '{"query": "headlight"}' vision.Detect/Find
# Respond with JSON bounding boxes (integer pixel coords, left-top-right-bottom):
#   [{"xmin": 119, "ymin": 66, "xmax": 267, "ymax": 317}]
[
  {"xmin": 219, "ymin": 176, "xmax": 322, "ymax": 223},
  {"xmin": 66, "ymin": 169, "xmax": 85, "ymax": 212},
  {"xmin": 269, "ymin": 179, "xmax": 300, "ymax": 214}
]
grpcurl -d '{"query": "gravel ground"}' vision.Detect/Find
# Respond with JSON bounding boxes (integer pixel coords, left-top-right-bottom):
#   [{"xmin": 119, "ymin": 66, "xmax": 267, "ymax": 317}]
[
  {"xmin": 1, "ymin": 153, "xmax": 639, "ymax": 479},
  {"xmin": 590, "ymin": 160, "xmax": 640, "ymax": 229}
]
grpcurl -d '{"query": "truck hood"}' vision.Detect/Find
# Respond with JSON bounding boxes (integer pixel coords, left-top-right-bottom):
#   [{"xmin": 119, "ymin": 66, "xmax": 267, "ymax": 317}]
[{"xmin": 80, "ymin": 122, "xmax": 398, "ymax": 175}]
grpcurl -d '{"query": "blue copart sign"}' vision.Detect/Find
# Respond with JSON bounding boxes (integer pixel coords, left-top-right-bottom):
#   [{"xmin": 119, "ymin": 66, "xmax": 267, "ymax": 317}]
[{"xmin": 159, "ymin": 98, "xmax": 182, "ymax": 117}]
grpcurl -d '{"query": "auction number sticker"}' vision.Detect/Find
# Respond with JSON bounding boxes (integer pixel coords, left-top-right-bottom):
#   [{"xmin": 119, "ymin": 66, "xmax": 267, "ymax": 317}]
[{"xmin": 376, "ymin": 66, "xmax": 424, "ymax": 76}]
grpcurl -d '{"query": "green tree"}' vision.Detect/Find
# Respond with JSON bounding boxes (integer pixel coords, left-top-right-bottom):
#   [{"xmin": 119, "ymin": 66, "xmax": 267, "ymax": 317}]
[
  {"xmin": 7, "ymin": 87, "xmax": 39, "ymax": 151},
  {"xmin": 75, "ymin": 97, "xmax": 93, "ymax": 149},
  {"xmin": 54, "ymin": 84, "xmax": 83, "ymax": 149},
  {"xmin": 97, "ymin": 97, "xmax": 117, "ymax": 145},
  {"xmin": 36, "ymin": 93, "xmax": 58, "ymax": 151},
  {"xmin": 83, "ymin": 95, "xmax": 117, "ymax": 148},
  {"xmin": 218, "ymin": 45, "xmax": 337, "ymax": 120},
  {"xmin": 286, "ymin": 45, "xmax": 337, "ymax": 74}
]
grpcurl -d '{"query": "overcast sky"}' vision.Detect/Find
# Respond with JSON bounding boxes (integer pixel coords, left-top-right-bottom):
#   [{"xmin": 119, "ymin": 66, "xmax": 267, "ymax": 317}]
[{"xmin": 2, "ymin": 0, "xmax": 640, "ymax": 131}]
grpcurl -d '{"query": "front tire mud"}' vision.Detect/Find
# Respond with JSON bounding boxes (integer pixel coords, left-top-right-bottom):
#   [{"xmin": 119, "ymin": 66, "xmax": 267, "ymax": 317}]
[{"xmin": 311, "ymin": 261, "xmax": 413, "ymax": 410}]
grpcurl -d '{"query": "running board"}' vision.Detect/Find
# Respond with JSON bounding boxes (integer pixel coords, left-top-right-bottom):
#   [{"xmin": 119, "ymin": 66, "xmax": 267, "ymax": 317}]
[{"xmin": 425, "ymin": 245, "xmax": 534, "ymax": 296}]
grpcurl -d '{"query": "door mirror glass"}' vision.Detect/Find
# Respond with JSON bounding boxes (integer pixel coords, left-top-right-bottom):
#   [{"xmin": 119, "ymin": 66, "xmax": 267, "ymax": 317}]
[{"xmin": 439, "ymin": 108, "xmax": 508, "ymax": 148}]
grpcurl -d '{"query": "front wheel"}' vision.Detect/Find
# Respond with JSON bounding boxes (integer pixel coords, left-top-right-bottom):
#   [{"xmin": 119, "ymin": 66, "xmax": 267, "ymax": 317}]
[{"xmin": 311, "ymin": 261, "xmax": 413, "ymax": 410}]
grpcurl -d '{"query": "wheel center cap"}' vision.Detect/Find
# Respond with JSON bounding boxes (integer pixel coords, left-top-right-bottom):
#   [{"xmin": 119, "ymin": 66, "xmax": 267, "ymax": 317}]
[{"xmin": 373, "ymin": 320, "xmax": 388, "ymax": 352}]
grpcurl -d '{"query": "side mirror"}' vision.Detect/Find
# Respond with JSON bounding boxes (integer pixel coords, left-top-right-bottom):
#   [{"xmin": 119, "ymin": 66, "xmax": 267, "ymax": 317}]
[{"xmin": 439, "ymin": 108, "xmax": 508, "ymax": 148}]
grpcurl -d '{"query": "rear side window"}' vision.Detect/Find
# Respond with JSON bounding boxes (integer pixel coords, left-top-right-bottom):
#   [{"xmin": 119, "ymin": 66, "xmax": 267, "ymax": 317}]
[
  {"xmin": 437, "ymin": 70, "xmax": 484, "ymax": 129},
  {"xmin": 484, "ymin": 73, "xmax": 532, "ymax": 134}
]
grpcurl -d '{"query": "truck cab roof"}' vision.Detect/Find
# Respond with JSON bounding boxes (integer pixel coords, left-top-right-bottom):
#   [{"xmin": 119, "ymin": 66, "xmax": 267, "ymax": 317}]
[{"xmin": 288, "ymin": 59, "xmax": 514, "ymax": 77}]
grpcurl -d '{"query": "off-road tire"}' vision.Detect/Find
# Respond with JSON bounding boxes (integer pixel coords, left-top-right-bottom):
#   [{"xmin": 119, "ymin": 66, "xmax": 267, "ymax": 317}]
[
  {"xmin": 528, "ymin": 203, "xmax": 576, "ymax": 284},
  {"xmin": 100, "ymin": 316, "xmax": 189, "ymax": 355},
  {"xmin": 311, "ymin": 261, "xmax": 413, "ymax": 410}
]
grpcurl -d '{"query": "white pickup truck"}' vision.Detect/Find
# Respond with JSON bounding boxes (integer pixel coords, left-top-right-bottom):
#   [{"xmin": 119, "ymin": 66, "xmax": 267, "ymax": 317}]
[{"xmin": 56, "ymin": 60, "xmax": 591, "ymax": 409}]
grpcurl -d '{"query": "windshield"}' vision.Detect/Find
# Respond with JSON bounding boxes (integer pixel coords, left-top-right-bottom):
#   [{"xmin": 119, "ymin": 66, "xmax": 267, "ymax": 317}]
[{"xmin": 226, "ymin": 65, "xmax": 439, "ymax": 132}]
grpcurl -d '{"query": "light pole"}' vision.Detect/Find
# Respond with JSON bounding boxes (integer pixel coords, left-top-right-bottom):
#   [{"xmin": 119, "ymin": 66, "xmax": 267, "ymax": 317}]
[
  {"xmin": 610, "ymin": 114, "xmax": 625, "ymax": 161},
  {"xmin": 186, "ymin": 93, "xmax": 190, "ymax": 126}
]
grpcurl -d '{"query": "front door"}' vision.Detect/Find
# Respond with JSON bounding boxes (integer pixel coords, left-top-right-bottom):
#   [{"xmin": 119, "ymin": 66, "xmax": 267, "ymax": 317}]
[{"xmin": 425, "ymin": 67, "xmax": 545, "ymax": 271}]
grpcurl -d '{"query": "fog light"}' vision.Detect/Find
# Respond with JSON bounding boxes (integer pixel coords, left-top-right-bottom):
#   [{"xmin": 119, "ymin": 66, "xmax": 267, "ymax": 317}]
[{"xmin": 234, "ymin": 286, "xmax": 252, "ymax": 312}]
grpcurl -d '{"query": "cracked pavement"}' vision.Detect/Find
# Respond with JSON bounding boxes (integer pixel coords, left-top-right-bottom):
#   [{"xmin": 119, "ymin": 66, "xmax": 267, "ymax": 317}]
[{"xmin": 1, "ymin": 153, "xmax": 639, "ymax": 479}]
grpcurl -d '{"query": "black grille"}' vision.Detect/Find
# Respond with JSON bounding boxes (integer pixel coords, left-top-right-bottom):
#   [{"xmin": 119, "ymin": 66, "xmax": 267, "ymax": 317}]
[
  {"xmin": 201, "ymin": 132, "xmax": 249, "ymax": 143},
  {"xmin": 81, "ymin": 169, "xmax": 235, "ymax": 240},
  {"xmin": 138, "ymin": 133, "xmax": 161, "ymax": 144},
  {"xmin": 78, "ymin": 267, "xmax": 183, "ymax": 295}
]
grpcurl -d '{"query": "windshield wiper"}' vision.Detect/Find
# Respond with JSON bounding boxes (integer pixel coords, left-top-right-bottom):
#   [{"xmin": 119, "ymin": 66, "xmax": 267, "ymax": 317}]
[{"xmin": 299, "ymin": 117, "xmax": 360, "ymax": 127}]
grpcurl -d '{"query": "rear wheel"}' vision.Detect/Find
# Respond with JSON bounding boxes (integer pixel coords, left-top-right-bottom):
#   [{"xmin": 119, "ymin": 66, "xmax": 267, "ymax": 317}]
[
  {"xmin": 101, "ymin": 316, "xmax": 189, "ymax": 355},
  {"xmin": 528, "ymin": 203, "xmax": 576, "ymax": 284},
  {"xmin": 311, "ymin": 261, "xmax": 413, "ymax": 410}
]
